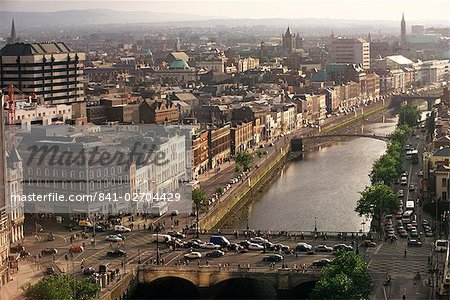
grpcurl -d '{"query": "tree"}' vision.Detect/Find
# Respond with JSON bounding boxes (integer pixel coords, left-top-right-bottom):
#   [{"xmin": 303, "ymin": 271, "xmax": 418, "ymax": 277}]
[
  {"xmin": 355, "ymin": 184, "xmax": 397, "ymax": 232},
  {"xmin": 235, "ymin": 151, "xmax": 253, "ymax": 171},
  {"xmin": 215, "ymin": 187, "xmax": 224, "ymax": 196},
  {"xmin": 192, "ymin": 188, "xmax": 207, "ymax": 238},
  {"xmin": 398, "ymin": 105, "xmax": 421, "ymax": 128},
  {"xmin": 426, "ymin": 110, "xmax": 436, "ymax": 140},
  {"xmin": 24, "ymin": 274, "xmax": 100, "ymax": 300},
  {"xmin": 390, "ymin": 125, "xmax": 411, "ymax": 145},
  {"xmin": 370, "ymin": 154, "xmax": 400, "ymax": 185},
  {"xmin": 310, "ymin": 251, "xmax": 372, "ymax": 300}
]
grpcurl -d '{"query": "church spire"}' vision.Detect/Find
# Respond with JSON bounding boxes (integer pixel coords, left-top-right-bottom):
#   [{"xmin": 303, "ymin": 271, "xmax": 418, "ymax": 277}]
[
  {"xmin": 9, "ymin": 18, "xmax": 17, "ymax": 44},
  {"xmin": 401, "ymin": 12, "xmax": 406, "ymax": 44}
]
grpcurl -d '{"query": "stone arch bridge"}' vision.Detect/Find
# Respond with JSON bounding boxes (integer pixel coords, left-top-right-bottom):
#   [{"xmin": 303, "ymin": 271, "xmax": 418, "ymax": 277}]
[
  {"xmin": 137, "ymin": 265, "xmax": 321, "ymax": 290},
  {"xmin": 391, "ymin": 93, "xmax": 441, "ymax": 110}
]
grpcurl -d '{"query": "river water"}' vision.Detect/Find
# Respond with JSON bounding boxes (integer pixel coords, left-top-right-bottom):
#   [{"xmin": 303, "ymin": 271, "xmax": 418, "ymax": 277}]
[{"xmin": 233, "ymin": 113, "xmax": 400, "ymax": 232}]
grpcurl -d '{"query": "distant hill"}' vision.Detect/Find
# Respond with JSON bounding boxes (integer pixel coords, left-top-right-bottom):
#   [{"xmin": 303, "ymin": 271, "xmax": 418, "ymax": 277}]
[{"xmin": 0, "ymin": 9, "xmax": 448, "ymax": 32}]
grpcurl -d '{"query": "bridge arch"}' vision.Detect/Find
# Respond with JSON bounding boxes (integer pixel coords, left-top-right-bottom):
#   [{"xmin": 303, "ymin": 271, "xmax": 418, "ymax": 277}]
[
  {"xmin": 211, "ymin": 277, "xmax": 278, "ymax": 299},
  {"xmin": 140, "ymin": 271, "xmax": 199, "ymax": 287},
  {"xmin": 133, "ymin": 276, "xmax": 200, "ymax": 299},
  {"xmin": 287, "ymin": 280, "xmax": 318, "ymax": 299}
]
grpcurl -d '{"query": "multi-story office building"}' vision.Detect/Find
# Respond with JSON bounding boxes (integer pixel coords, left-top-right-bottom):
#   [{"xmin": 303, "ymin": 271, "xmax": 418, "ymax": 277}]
[
  {"xmin": 6, "ymin": 149, "xmax": 24, "ymax": 245},
  {"xmin": 329, "ymin": 38, "xmax": 370, "ymax": 70},
  {"xmin": 0, "ymin": 42, "xmax": 85, "ymax": 105}
]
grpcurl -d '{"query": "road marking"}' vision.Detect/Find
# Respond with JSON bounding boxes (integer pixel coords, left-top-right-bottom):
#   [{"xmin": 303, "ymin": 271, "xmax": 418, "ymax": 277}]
[{"xmin": 382, "ymin": 286, "xmax": 388, "ymax": 300}]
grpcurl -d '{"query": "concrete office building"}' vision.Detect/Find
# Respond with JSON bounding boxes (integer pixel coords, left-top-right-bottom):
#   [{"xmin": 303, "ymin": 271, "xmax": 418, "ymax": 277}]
[
  {"xmin": 0, "ymin": 42, "xmax": 85, "ymax": 105},
  {"xmin": 329, "ymin": 38, "xmax": 370, "ymax": 69}
]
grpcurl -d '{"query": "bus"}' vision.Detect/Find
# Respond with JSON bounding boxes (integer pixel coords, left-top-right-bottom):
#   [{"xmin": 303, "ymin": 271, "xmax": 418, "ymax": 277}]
[
  {"xmin": 406, "ymin": 149, "xmax": 418, "ymax": 161},
  {"xmin": 435, "ymin": 240, "xmax": 449, "ymax": 252},
  {"xmin": 406, "ymin": 200, "xmax": 415, "ymax": 211},
  {"xmin": 150, "ymin": 202, "xmax": 169, "ymax": 217},
  {"xmin": 402, "ymin": 210, "xmax": 414, "ymax": 224}
]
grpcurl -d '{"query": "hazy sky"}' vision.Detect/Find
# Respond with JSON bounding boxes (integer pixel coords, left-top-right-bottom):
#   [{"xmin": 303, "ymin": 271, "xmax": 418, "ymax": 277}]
[{"xmin": 1, "ymin": 0, "xmax": 449, "ymax": 21}]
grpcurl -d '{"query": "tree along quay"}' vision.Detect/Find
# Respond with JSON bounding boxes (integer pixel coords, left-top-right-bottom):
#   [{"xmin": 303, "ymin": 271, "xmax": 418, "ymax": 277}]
[{"xmin": 200, "ymin": 100, "xmax": 392, "ymax": 231}]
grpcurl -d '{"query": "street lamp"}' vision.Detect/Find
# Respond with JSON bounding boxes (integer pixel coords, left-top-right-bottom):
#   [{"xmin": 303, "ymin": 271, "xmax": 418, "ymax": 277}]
[{"xmin": 314, "ymin": 217, "xmax": 317, "ymax": 233}]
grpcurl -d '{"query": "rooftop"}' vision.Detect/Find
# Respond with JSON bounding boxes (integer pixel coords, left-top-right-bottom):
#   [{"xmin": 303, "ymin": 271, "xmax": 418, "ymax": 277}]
[{"xmin": 0, "ymin": 42, "xmax": 74, "ymax": 56}]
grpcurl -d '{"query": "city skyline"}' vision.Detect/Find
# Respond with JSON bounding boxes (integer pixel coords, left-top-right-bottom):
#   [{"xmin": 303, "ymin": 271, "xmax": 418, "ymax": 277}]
[{"xmin": 1, "ymin": 0, "xmax": 450, "ymax": 22}]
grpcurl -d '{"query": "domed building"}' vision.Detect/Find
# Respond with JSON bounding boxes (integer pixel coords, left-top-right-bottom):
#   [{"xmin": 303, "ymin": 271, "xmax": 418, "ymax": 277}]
[
  {"xmin": 154, "ymin": 58, "xmax": 197, "ymax": 83},
  {"xmin": 169, "ymin": 59, "xmax": 191, "ymax": 70}
]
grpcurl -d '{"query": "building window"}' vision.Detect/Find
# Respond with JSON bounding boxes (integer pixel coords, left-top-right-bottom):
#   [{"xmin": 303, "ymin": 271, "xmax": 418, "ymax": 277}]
[
  {"xmin": 442, "ymin": 178, "xmax": 447, "ymax": 187},
  {"xmin": 443, "ymin": 191, "xmax": 447, "ymax": 201}
]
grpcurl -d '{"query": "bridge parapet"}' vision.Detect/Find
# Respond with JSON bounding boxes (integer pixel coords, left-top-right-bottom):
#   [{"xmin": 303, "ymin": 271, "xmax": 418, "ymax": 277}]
[{"xmin": 137, "ymin": 265, "xmax": 320, "ymax": 289}]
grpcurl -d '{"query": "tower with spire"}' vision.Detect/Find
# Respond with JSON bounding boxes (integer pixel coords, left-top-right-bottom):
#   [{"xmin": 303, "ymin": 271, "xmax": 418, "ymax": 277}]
[
  {"xmin": 401, "ymin": 12, "xmax": 407, "ymax": 44},
  {"xmin": 282, "ymin": 26, "xmax": 301, "ymax": 53},
  {"xmin": 8, "ymin": 18, "xmax": 17, "ymax": 44}
]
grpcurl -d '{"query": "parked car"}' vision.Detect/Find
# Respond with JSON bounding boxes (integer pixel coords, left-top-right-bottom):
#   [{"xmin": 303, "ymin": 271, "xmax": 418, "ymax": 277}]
[
  {"xmin": 200, "ymin": 242, "xmax": 221, "ymax": 250},
  {"xmin": 410, "ymin": 229, "xmax": 418, "ymax": 237},
  {"xmin": 106, "ymin": 235, "xmax": 123, "ymax": 242},
  {"xmin": 397, "ymin": 190, "xmax": 404, "ymax": 197},
  {"xmin": 409, "ymin": 184, "xmax": 415, "ymax": 191},
  {"xmin": 41, "ymin": 248, "xmax": 57, "ymax": 256},
  {"xmin": 263, "ymin": 254, "xmax": 283, "ymax": 262},
  {"xmin": 315, "ymin": 244, "xmax": 333, "ymax": 252},
  {"xmin": 333, "ymin": 244, "xmax": 353, "ymax": 252},
  {"xmin": 227, "ymin": 243, "xmax": 242, "ymax": 251},
  {"xmin": 250, "ymin": 237, "xmax": 268, "ymax": 244},
  {"xmin": 248, "ymin": 243, "xmax": 264, "ymax": 251},
  {"xmin": 107, "ymin": 249, "xmax": 126, "ymax": 257},
  {"xmin": 206, "ymin": 250, "xmax": 225, "ymax": 258},
  {"xmin": 184, "ymin": 252, "xmax": 202, "ymax": 259},
  {"xmin": 87, "ymin": 225, "xmax": 106, "ymax": 232},
  {"xmin": 407, "ymin": 239, "xmax": 423, "ymax": 247},
  {"xmin": 296, "ymin": 242, "xmax": 313, "ymax": 252},
  {"xmin": 312, "ymin": 259, "xmax": 332, "ymax": 267}
]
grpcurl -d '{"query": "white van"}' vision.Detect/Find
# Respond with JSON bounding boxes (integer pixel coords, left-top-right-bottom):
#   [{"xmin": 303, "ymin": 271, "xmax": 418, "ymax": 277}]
[
  {"xmin": 152, "ymin": 234, "xmax": 172, "ymax": 243},
  {"xmin": 402, "ymin": 210, "xmax": 414, "ymax": 224}
]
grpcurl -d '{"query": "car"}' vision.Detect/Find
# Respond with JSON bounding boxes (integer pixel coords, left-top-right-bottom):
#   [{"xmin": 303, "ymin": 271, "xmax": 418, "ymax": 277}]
[
  {"xmin": 386, "ymin": 228, "xmax": 395, "ymax": 235},
  {"xmin": 41, "ymin": 248, "xmax": 58, "ymax": 256},
  {"xmin": 312, "ymin": 259, "xmax": 332, "ymax": 267},
  {"xmin": 418, "ymin": 171, "xmax": 424, "ymax": 177},
  {"xmin": 87, "ymin": 225, "xmax": 106, "ymax": 232},
  {"xmin": 410, "ymin": 229, "xmax": 418, "ymax": 237},
  {"xmin": 315, "ymin": 244, "xmax": 333, "ymax": 252},
  {"xmin": 83, "ymin": 267, "xmax": 96, "ymax": 276},
  {"xmin": 422, "ymin": 219, "xmax": 429, "ymax": 226},
  {"xmin": 406, "ymin": 224, "xmax": 414, "ymax": 231},
  {"xmin": 333, "ymin": 244, "xmax": 353, "ymax": 252},
  {"xmin": 425, "ymin": 231, "xmax": 434, "ymax": 237},
  {"xmin": 200, "ymin": 242, "xmax": 221, "ymax": 250},
  {"xmin": 206, "ymin": 250, "xmax": 225, "ymax": 258},
  {"xmin": 106, "ymin": 235, "xmax": 123, "ymax": 242},
  {"xmin": 227, "ymin": 243, "xmax": 242, "ymax": 251},
  {"xmin": 107, "ymin": 249, "xmax": 126, "ymax": 257},
  {"xmin": 45, "ymin": 267, "xmax": 55, "ymax": 275},
  {"xmin": 184, "ymin": 252, "xmax": 202, "ymax": 259},
  {"xmin": 250, "ymin": 237, "xmax": 268, "ymax": 244},
  {"xmin": 186, "ymin": 240, "xmax": 202, "ymax": 249},
  {"xmin": 397, "ymin": 190, "xmax": 404, "ymax": 197},
  {"xmin": 263, "ymin": 242, "xmax": 276, "ymax": 251},
  {"xmin": 407, "ymin": 239, "xmax": 423, "ymax": 247},
  {"xmin": 296, "ymin": 242, "xmax": 313, "ymax": 252},
  {"xmin": 409, "ymin": 184, "xmax": 415, "ymax": 191},
  {"xmin": 361, "ymin": 240, "xmax": 376, "ymax": 247},
  {"xmin": 263, "ymin": 254, "xmax": 283, "ymax": 262},
  {"xmin": 238, "ymin": 240, "xmax": 252, "ymax": 248},
  {"xmin": 167, "ymin": 231, "xmax": 185, "ymax": 239},
  {"xmin": 69, "ymin": 245, "xmax": 84, "ymax": 253},
  {"xmin": 114, "ymin": 225, "xmax": 131, "ymax": 233},
  {"xmin": 10, "ymin": 244, "xmax": 25, "ymax": 253},
  {"xmin": 248, "ymin": 243, "xmax": 264, "ymax": 250},
  {"xmin": 398, "ymin": 229, "xmax": 408, "ymax": 238},
  {"xmin": 402, "ymin": 171, "xmax": 408, "ymax": 177},
  {"xmin": 385, "ymin": 219, "xmax": 393, "ymax": 226}
]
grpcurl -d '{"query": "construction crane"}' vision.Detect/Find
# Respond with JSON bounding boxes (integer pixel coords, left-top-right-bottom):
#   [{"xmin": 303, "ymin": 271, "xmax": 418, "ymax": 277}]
[{"xmin": 1, "ymin": 84, "xmax": 36, "ymax": 149}]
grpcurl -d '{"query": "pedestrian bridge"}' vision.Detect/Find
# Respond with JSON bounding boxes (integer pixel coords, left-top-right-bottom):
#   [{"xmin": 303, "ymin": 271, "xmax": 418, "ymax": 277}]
[
  {"xmin": 137, "ymin": 265, "xmax": 321, "ymax": 289},
  {"xmin": 391, "ymin": 93, "xmax": 441, "ymax": 110},
  {"xmin": 297, "ymin": 133, "xmax": 391, "ymax": 142}
]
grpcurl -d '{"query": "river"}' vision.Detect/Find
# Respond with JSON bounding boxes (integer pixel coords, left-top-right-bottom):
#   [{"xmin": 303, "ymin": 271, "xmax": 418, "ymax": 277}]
[{"xmin": 232, "ymin": 113, "xmax": 400, "ymax": 233}]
